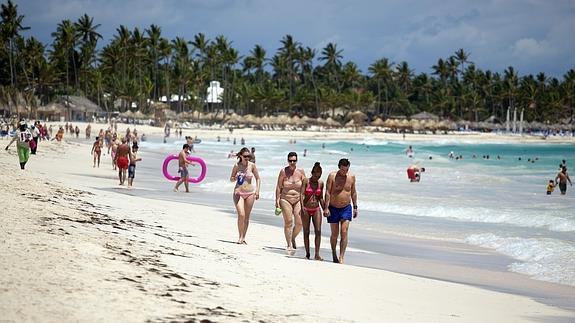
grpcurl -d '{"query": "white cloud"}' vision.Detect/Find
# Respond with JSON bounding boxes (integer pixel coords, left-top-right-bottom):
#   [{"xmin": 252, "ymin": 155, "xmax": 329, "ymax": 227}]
[
  {"xmin": 13, "ymin": 0, "xmax": 575, "ymax": 76},
  {"xmin": 512, "ymin": 38, "xmax": 550, "ymax": 57}
]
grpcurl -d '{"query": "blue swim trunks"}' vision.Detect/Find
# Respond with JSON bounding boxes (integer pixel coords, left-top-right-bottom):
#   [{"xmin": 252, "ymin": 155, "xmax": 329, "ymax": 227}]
[{"xmin": 327, "ymin": 204, "xmax": 353, "ymax": 223}]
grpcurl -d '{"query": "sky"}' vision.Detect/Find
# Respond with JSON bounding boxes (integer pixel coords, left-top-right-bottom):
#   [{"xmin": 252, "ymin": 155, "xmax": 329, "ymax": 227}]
[{"xmin": 13, "ymin": 0, "xmax": 575, "ymax": 78}]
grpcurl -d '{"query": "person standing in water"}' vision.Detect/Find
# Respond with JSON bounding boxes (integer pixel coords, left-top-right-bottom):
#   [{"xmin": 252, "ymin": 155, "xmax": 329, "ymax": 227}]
[
  {"xmin": 300, "ymin": 162, "xmax": 325, "ymax": 260},
  {"xmin": 324, "ymin": 158, "xmax": 358, "ymax": 264},
  {"xmin": 555, "ymin": 166, "xmax": 572, "ymax": 195},
  {"xmin": 230, "ymin": 147, "xmax": 261, "ymax": 244},
  {"xmin": 275, "ymin": 152, "xmax": 306, "ymax": 254}
]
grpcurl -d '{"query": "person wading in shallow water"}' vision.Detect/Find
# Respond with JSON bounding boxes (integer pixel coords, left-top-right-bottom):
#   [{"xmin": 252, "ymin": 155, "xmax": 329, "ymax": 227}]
[
  {"xmin": 555, "ymin": 166, "xmax": 572, "ymax": 195},
  {"xmin": 324, "ymin": 158, "xmax": 358, "ymax": 264}
]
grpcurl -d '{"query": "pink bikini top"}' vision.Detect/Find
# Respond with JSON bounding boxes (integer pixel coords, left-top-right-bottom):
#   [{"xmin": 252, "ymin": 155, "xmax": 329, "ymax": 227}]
[{"xmin": 305, "ymin": 182, "xmax": 322, "ymax": 197}]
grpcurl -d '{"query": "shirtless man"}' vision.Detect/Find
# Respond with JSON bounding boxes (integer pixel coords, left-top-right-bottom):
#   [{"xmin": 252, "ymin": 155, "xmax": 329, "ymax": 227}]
[
  {"xmin": 114, "ymin": 138, "xmax": 130, "ymax": 185},
  {"xmin": 128, "ymin": 144, "xmax": 142, "ymax": 187},
  {"xmin": 555, "ymin": 166, "xmax": 572, "ymax": 195},
  {"xmin": 324, "ymin": 158, "xmax": 358, "ymax": 263},
  {"xmin": 407, "ymin": 165, "xmax": 425, "ymax": 182},
  {"xmin": 174, "ymin": 144, "xmax": 192, "ymax": 192}
]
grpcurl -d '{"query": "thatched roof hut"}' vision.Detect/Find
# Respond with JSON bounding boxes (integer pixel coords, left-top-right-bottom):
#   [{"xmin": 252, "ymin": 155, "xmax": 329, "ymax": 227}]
[{"xmin": 410, "ymin": 111, "xmax": 439, "ymax": 121}]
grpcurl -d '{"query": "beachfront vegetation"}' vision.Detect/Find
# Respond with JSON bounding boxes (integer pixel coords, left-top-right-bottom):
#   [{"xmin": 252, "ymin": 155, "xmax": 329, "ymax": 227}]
[{"xmin": 0, "ymin": 0, "xmax": 574, "ymax": 123}]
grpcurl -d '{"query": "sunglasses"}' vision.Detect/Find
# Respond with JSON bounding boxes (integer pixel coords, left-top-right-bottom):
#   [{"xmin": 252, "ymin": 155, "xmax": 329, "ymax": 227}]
[
  {"xmin": 242, "ymin": 154, "xmax": 251, "ymax": 158},
  {"xmin": 288, "ymin": 159, "xmax": 297, "ymax": 163}
]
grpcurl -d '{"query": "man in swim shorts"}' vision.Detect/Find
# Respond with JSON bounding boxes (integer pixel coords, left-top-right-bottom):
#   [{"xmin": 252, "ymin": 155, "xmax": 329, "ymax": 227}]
[
  {"xmin": 128, "ymin": 144, "xmax": 141, "ymax": 187},
  {"xmin": 174, "ymin": 144, "xmax": 192, "ymax": 192},
  {"xmin": 407, "ymin": 165, "xmax": 425, "ymax": 182},
  {"xmin": 555, "ymin": 166, "xmax": 572, "ymax": 195},
  {"xmin": 323, "ymin": 158, "xmax": 358, "ymax": 264},
  {"xmin": 114, "ymin": 138, "xmax": 130, "ymax": 185}
]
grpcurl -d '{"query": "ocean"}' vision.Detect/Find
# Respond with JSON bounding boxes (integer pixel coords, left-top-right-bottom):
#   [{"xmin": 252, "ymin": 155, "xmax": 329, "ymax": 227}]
[{"xmin": 113, "ymin": 133, "xmax": 575, "ymax": 307}]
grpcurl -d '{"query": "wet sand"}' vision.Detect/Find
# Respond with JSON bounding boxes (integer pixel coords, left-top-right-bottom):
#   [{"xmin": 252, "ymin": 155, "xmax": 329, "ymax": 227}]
[{"xmin": 1, "ymin": 132, "xmax": 574, "ymax": 322}]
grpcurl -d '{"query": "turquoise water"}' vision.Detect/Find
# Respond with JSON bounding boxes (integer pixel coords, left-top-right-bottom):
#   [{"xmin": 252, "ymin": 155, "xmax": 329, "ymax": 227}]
[{"xmin": 139, "ymin": 136, "xmax": 575, "ymax": 287}]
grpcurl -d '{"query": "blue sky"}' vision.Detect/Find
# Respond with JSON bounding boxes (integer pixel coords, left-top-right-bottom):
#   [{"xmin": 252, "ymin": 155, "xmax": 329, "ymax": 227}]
[{"xmin": 14, "ymin": 0, "xmax": 575, "ymax": 78}]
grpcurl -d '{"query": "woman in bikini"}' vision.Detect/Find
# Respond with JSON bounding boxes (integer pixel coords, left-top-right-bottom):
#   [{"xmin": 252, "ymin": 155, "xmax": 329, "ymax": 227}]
[
  {"xmin": 300, "ymin": 162, "xmax": 325, "ymax": 260},
  {"xmin": 91, "ymin": 136, "xmax": 102, "ymax": 167},
  {"xmin": 275, "ymin": 152, "xmax": 305, "ymax": 253},
  {"xmin": 230, "ymin": 147, "xmax": 261, "ymax": 244}
]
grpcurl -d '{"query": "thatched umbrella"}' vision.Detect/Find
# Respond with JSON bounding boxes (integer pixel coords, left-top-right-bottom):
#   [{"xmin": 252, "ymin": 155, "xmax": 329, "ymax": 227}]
[
  {"xmin": 243, "ymin": 114, "xmax": 257, "ymax": 125},
  {"xmin": 276, "ymin": 115, "xmax": 290, "ymax": 125},
  {"xmin": 345, "ymin": 120, "xmax": 356, "ymax": 128},
  {"xmin": 397, "ymin": 119, "xmax": 411, "ymax": 130},
  {"xmin": 325, "ymin": 117, "xmax": 341, "ymax": 127},
  {"xmin": 315, "ymin": 117, "xmax": 327, "ymax": 126},
  {"xmin": 289, "ymin": 115, "xmax": 304, "ymax": 126},
  {"xmin": 347, "ymin": 110, "xmax": 368, "ymax": 123},
  {"xmin": 224, "ymin": 113, "xmax": 242, "ymax": 125},
  {"xmin": 300, "ymin": 115, "xmax": 314, "ymax": 125},
  {"xmin": 370, "ymin": 117, "xmax": 385, "ymax": 127},
  {"xmin": 383, "ymin": 118, "xmax": 398, "ymax": 128},
  {"xmin": 121, "ymin": 110, "xmax": 134, "ymax": 118},
  {"xmin": 133, "ymin": 110, "xmax": 148, "ymax": 120}
]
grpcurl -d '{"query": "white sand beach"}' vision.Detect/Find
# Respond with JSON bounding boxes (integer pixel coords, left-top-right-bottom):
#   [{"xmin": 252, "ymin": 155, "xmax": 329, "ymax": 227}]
[
  {"xmin": 61, "ymin": 120, "xmax": 575, "ymax": 143},
  {"xmin": 1, "ymin": 125, "xmax": 574, "ymax": 322}
]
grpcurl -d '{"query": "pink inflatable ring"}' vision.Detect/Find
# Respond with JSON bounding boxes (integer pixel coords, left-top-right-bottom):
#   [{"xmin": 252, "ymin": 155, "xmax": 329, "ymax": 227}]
[{"xmin": 162, "ymin": 154, "xmax": 207, "ymax": 183}]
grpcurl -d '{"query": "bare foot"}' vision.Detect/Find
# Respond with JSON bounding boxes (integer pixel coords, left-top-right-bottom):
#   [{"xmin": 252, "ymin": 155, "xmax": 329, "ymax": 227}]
[
  {"xmin": 292, "ymin": 239, "xmax": 297, "ymax": 249},
  {"xmin": 306, "ymin": 252, "xmax": 311, "ymax": 259},
  {"xmin": 173, "ymin": 188, "xmax": 178, "ymax": 192},
  {"xmin": 339, "ymin": 256, "xmax": 344, "ymax": 264},
  {"xmin": 241, "ymin": 241, "xmax": 247, "ymax": 245},
  {"xmin": 314, "ymin": 255, "xmax": 323, "ymax": 261}
]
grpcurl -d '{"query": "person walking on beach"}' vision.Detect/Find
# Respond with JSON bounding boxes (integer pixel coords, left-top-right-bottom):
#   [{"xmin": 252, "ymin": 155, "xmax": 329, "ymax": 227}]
[
  {"xmin": 91, "ymin": 137, "xmax": 102, "ymax": 167},
  {"xmin": 300, "ymin": 162, "xmax": 325, "ymax": 260},
  {"xmin": 114, "ymin": 138, "xmax": 130, "ymax": 185},
  {"xmin": 275, "ymin": 152, "xmax": 306, "ymax": 254},
  {"xmin": 230, "ymin": 147, "xmax": 261, "ymax": 244},
  {"xmin": 30, "ymin": 121, "xmax": 40, "ymax": 154},
  {"xmin": 324, "ymin": 158, "xmax": 358, "ymax": 264},
  {"xmin": 5, "ymin": 121, "xmax": 32, "ymax": 170},
  {"xmin": 128, "ymin": 144, "xmax": 142, "ymax": 188},
  {"xmin": 555, "ymin": 166, "xmax": 572, "ymax": 195},
  {"xmin": 174, "ymin": 144, "xmax": 192, "ymax": 192}
]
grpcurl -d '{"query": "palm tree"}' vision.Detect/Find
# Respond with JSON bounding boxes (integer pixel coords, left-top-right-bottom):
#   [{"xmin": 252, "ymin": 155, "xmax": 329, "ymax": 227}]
[
  {"xmin": 453, "ymin": 48, "xmax": 472, "ymax": 80},
  {"xmin": 278, "ymin": 35, "xmax": 299, "ymax": 111},
  {"xmin": 75, "ymin": 14, "xmax": 101, "ymax": 96},
  {"xmin": 368, "ymin": 58, "xmax": 393, "ymax": 115},
  {"xmin": 319, "ymin": 42, "xmax": 343, "ymax": 114},
  {"xmin": 1, "ymin": 0, "xmax": 29, "ymax": 88},
  {"xmin": 145, "ymin": 24, "xmax": 162, "ymax": 100}
]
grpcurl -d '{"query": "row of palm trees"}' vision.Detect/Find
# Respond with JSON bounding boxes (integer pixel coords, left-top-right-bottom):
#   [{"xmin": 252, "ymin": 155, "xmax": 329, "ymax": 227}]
[{"xmin": 0, "ymin": 0, "xmax": 574, "ymax": 123}]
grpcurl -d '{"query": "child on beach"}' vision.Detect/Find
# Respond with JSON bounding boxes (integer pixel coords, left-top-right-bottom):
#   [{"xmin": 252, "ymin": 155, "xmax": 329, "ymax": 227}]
[
  {"xmin": 546, "ymin": 180, "xmax": 555, "ymax": 195},
  {"xmin": 128, "ymin": 144, "xmax": 142, "ymax": 187}
]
